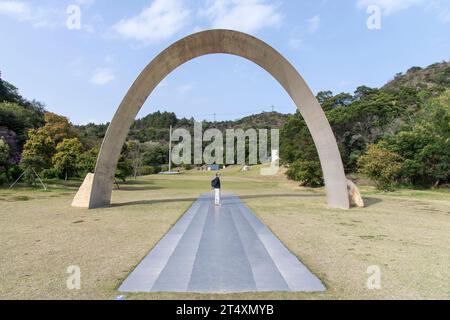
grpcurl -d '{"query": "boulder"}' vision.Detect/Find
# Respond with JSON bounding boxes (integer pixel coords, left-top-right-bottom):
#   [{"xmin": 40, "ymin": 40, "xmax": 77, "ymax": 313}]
[{"xmin": 347, "ymin": 179, "xmax": 364, "ymax": 208}]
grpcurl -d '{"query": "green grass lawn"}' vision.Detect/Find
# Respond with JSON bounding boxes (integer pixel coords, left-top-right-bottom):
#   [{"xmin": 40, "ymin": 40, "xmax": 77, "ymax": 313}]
[{"xmin": 1, "ymin": 167, "xmax": 449, "ymax": 300}]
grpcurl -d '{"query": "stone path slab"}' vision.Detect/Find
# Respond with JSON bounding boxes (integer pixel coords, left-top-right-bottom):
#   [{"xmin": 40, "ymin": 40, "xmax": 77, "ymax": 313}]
[{"xmin": 119, "ymin": 193, "xmax": 325, "ymax": 293}]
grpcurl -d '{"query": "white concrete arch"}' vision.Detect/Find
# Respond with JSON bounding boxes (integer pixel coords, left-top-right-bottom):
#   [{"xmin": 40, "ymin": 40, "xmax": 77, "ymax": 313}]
[{"xmin": 73, "ymin": 29, "xmax": 350, "ymax": 209}]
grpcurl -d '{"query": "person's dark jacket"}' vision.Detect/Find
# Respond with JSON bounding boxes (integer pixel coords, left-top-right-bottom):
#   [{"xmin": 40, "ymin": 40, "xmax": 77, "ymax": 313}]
[{"xmin": 211, "ymin": 177, "xmax": 221, "ymax": 189}]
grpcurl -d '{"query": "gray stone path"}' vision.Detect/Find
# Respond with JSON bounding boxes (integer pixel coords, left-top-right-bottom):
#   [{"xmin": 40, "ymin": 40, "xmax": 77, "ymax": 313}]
[{"xmin": 119, "ymin": 193, "xmax": 326, "ymax": 293}]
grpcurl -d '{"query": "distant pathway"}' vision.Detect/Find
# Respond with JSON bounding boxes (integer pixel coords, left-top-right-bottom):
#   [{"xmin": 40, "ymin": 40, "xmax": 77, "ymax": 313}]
[{"xmin": 119, "ymin": 193, "xmax": 325, "ymax": 293}]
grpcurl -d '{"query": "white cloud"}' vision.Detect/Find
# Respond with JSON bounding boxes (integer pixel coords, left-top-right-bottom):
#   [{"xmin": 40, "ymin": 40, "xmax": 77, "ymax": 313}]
[
  {"xmin": 357, "ymin": 0, "xmax": 424, "ymax": 15},
  {"xmin": 308, "ymin": 15, "xmax": 320, "ymax": 33},
  {"xmin": 0, "ymin": 0, "xmax": 29, "ymax": 19},
  {"xmin": 0, "ymin": 1, "xmax": 64, "ymax": 28},
  {"xmin": 90, "ymin": 68, "xmax": 116, "ymax": 86},
  {"xmin": 0, "ymin": 0, "xmax": 102, "ymax": 32},
  {"xmin": 200, "ymin": 0, "xmax": 282, "ymax": 33},
  {"xmin": 113, "ymin": 0, "xmax": 190, "ymax": 43},
  {"xmin": 357, "ymin": 0, "xmax": 450, "ymax": 23}
]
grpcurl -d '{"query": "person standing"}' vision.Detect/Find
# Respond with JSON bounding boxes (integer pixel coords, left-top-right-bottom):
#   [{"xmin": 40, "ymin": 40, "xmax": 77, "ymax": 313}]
[{"xmin": 211, "ymin": 173, "xmax": 222, "ymax": 206}]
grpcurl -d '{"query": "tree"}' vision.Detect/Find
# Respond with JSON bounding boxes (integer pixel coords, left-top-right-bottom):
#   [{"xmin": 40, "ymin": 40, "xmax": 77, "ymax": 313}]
[
  {"xmin": 316, "ymin": 91, "xmax": 333, "ymax": 105},
  {"xmin": 76, "ymin": 123, "xmax": 108, "ymax": 149},
  {"xmin": 52, "ymin": 138, "xmax": 83, "ymax": 180},
  {"xmin": 280, "ymin": 112, "xmax": 324, "ymax": 187},
  {"xmin": 0, "ymin": 78, "xmax": 21, "ymax": 104},
  {"xmin": 358, "ymin": 144, "xmax": 403, "ymax": 191},
  {"xmin": 116, "ymin": 156, "xmax": 133, "ymax": 182},
  {"xmin": 20, "ymin": 129, "xmax": 54, "ymax": 184},
  {"xmin": 0, "ymin": 102, "xmax": 44, "ymax": 147},
  {"xmin": 0, "ymin": 138, "xmax": 10, "ymax": 167},
  {"xmin": 132, "ymin": 111, "xmax": 178, "ymax": 130},
  {"xmin": 316, "ymin": 91, "xmax": 354, "ymax": 111},
  {"xmin": 142, "ymin": 144, "xmax": 169, "ymax": 166},
  {"xmin": 354, "ymin": 86, "xmax": 377, "ymax": 100},
  {"xmin": 40, "ymin": 113, "xmax": 74, "ymax": 146},
  {"xmin": 77, "ymin": 145, "xmax": 99, "ymax": 176},
  {"xmin": 115, "ymin": 144, "xmax": 133, "ymax": 182},
  {"xmin": 286, "ymin": 160, "xmax": 324, "ymax": 187},
  {"xmin": 1, "ymin": 74, "xmax": 45, "ymax": 116},
  {"xmin": 381, "ymin": 90, "xmax": 450, "ymax": 186},
  {"xmin": 127, "ymin": 140, "xmax": 142, "ymax": 179},
  {"xmin": 0, "ymin": 138, "xmax": 10, "ymax": 183}
]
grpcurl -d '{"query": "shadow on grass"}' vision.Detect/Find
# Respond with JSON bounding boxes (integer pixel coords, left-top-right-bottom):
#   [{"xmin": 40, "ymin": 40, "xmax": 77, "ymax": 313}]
[
  {"xmin": 239, "ymin": 193, "xmax": 323, "ymax": 200},
  {"xmin": 113, "ymin": 179, "xmax": 163, "ymax": 191},
  {"xmin": 111, "ymin": 197, "xmax": 199, "ymax": 207},
  {"xmin": 363, "ymin": 197, "xmax": 383, "ymax": 207},
  {"xmin": 111, "ymin": 193, "xmax": 323, "ymax": 208},
  {"xmin": 115, "ymin": 185, "xmax": 164, "ymax": 191}
]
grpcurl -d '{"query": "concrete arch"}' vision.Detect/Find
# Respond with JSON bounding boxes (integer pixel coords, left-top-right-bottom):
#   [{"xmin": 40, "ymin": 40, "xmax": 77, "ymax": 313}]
[{"xmin": 73, "ymin": 29, "xmax": 350, "ymax": 209}]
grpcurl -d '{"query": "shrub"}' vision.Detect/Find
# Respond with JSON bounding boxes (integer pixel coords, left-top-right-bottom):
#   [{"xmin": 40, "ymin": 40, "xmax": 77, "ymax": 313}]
[
  {"xmin": 77, "ymin": 146, "xmax": 99, "ymax": 176},
  {"xmin": 0, "ymin": 172, "xmax": 8, "ymax": 185},
  {"xmin": 380, "ymin": 90, "xmax": 450, "ymax": 187},
  {"xmin": 358, "ymin": 144, "xmax": 403, "ymax": 191},
  {"xmin": 41, "ymin": 168, "xmax": 60, "ymax": 180},
  {"xmin": 140, "ymin": 165, "xmax": 162, "ymax": 176},
  {"xmin": 286, "ymin": 160, "xmax": 324, "ymax": 187},
  {"xmin": 181, "ymin": 164, "xmax": 194, "ymax": 170},
  {"xmin": 8, "ymin": 165, "xmax": 23, "ymax": 180}
]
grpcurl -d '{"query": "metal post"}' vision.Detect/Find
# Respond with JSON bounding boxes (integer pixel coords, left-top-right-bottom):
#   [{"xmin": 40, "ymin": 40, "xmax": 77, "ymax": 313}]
[
  {"xmin": 9, "ymin": 169, "xmax": 27, "ymax": 189},
  {"xmin": 32, "ymin": 167, "xmax": 47, "ymax": 191}
]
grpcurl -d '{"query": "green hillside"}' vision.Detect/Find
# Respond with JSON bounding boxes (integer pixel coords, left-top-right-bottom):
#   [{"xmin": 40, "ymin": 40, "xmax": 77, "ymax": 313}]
[
  {"xmin": 281, "ymin": 61, "xmax": 449, "ymax": 188},
  {"xmin": 1, "ymin": 61, "xmax": 448, "ymax": 188}
]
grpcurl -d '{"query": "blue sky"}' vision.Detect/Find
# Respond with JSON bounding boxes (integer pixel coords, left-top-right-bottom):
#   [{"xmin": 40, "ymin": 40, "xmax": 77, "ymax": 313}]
[{"xmin": 0, "ymin": 0, "xmax": 449, "ymax": 124}]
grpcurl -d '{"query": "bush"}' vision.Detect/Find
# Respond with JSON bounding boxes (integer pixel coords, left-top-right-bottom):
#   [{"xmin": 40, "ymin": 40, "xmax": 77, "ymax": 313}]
[
  {"xmin": 77, "ymin": 146, "xmax": 99, "ymax": 176},
  {"xmin": 8, "ymin": 165, "xmax": 23, "ymax": 181},
  {"xmin": 140, "ymin": 165, "xmax": 162, "ymax": 176},
  {"xmin": 358, "ymin": 144, "xmax": 403, "ymax": 191},
  {"xmin": 41, "ymin": 168, "xmax": 60, "ymax": 180},
  {"xmin": 0, "ymin": 172, "xmax": 8, "ymax": 185},
  {"xmin": 286, "ymin": 160, "xmax": 324, "ymax": 187},
  {"xmin": 181, "ymin": 164, "xmax": 194, "ymax": 170},
  {"xmin": 380, "ymin": 90, "xmax": 450, "ymax": 187},
  {"xmin": 142, "ymin": 145, "xmax": 169, "ymax": 166}
]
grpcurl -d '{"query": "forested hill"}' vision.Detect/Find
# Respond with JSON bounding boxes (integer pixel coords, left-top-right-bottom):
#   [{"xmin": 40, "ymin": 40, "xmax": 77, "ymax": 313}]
[
  {"xmin": 2, "ymin": 60, "xmax": 448, "ymax": 151},
  {"xmin": 281, "ymin": 60, "xmax": 449, "ymax": 188},
  {"xmin": 0, "ymin": 61, "xmax": 448, "ymax": 188},
  {"xmin": 0, "ymin": 77, "xmax": 46, "ymax": 163},
  {"xmin": 77, "ymin": 111, "xmax": 289, "ymax": 147},
  {"xmin": 383, "ymin": 61, "xmax": 450, "ymax": 93},
  {"xmin": 78, "ymin": 61, "xmax": 449, "ymax": 146}
]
